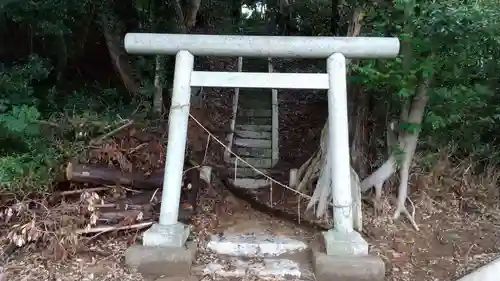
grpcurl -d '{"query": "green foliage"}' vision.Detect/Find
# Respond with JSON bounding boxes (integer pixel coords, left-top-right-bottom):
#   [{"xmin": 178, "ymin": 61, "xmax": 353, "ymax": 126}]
[
  {"xmin": 0, "ymin": 56, "xmax": 61, "ymax": 193},
  {"xmin": 294, "ymin": 1, "xmax": 331, "ymax": 36},
  {"xmin": 4, "ymin": 0, "xmax": 90, "ymax": 35},
  {"xmin": 1, "ymin": 0, "xmax": 500, "ymax": 193},
  {"xmin": 354, "ymin": 0, "xmax": 500, "ymax": 159}
]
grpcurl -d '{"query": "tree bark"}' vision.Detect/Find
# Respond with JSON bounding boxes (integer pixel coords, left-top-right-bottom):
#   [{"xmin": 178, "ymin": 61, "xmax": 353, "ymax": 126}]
[
  {"xmin": 99, "ymin": 11, "xmax": 142, "ymax": 97},
  {"xmin": 183, "ymin": 0, "xmax": 202, "ymax": 29},
  {"xmin": 65, "ymin": 162, "xmax": 164, "ymax": 189},
  {"xmin": 153, "ymin": 55, "xmax": 164, "ymax": 114}
]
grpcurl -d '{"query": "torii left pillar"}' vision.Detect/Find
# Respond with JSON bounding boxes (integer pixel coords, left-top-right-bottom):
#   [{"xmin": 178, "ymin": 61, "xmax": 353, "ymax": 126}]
[{"xmin": 124, "ymin": 50, "xmax": 197, "ymax": 277}]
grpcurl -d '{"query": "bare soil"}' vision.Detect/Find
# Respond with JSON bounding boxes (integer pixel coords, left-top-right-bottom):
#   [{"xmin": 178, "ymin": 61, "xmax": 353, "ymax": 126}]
[
  {"xmin": 364, "ymin": 180, "xmax": 500, "ymax": 281},
  {"xmin": 5, "ymin": 178, "xmax": 499, "ymax": 281}
]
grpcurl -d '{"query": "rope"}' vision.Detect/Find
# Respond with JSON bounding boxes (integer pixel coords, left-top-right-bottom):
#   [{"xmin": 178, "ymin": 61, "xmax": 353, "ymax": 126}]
[{"xmin": 188, "ymin": 112, "xmax": 314, "ymax": 201}]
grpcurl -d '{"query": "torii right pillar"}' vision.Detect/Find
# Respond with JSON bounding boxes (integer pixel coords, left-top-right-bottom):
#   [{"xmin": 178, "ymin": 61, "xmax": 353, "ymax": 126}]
[{"xmin": 311, "ymin": 52, "xmax": 387, "ymax": 281}]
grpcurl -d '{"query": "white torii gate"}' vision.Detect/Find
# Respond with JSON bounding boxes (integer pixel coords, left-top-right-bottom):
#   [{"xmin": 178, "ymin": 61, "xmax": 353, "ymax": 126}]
[{"xmin": 124, "ymin": 33, "xmax": 400, "ymax": 249}]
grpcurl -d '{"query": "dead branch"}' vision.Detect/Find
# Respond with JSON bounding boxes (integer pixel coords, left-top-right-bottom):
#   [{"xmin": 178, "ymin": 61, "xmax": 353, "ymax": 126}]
[
  {"xmin": 97, "ymin": 210, "xmax": 151, "ymax": 222},
  {"xmin": 56, "ymin": 187, "xmax": 110, "ymax": 196},
  {"xmin": 90, "ymin": 120, "xmax": 134, "ymax": 145},
  {"xmin": 75, "ymin": 221, "xmax": 153, "ymax": 234}
]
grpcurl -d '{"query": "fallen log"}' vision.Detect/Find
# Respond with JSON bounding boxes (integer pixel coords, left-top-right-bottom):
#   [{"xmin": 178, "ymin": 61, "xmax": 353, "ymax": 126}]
[
  {"xmin": 65, "ymin": 162, "xmax": 163, "ymax": 189},
  {"xmin": 65, "ymin": 162, "xmax": 205, "ymax": 222}
]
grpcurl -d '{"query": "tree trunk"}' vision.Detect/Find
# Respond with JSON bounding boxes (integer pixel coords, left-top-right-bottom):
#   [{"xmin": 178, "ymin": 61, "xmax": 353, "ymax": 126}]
[
  {"xmin": 153, "ymin": 55, "xmax": 164, "ymax": 114},
  {"xmin": 98, "ymin": 4, "xmax": 142, "ymax": 97},
  {"xmin": 360, "ymin": 75, "xmax": 432, "ymax": 230},
  {"xmin": 151, "ymin": 0, "xmax": 166, "ymax": 115},
  {"xmin": 183, "ymin": 0, "xmax": 202, "ymax": 29}
]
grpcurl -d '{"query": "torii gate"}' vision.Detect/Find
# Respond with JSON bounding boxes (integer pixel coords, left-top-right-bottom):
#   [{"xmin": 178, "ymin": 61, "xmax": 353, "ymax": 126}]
[{"xmin": 123, "ymin": 33, "xmax": 399, "ymax": 278}]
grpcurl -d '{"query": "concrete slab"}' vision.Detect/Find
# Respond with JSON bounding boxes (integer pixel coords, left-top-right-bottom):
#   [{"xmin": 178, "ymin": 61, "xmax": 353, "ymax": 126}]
[
  {"xmin": 226, "ymin": 156, "xmax": 273, "ymax": 168},
  {"xmin": 234, "ymin": 129, "xmax": 272, "ymax": 139},
  {"xmin": 193, "ymin": 257, "xmax": 314, "ymax": 281},
  {"xmin": 207, "ymin": 232, "xmax": 308, "ymax": 258},
  {"xmin": 236, "ymin": 116, "xmax": 272, "ymax": 126},
  {"xmin": 235, "ymin": 146, "xmax": 273, "ymax": 158},
  {"xmin": 124, "ymin": 241, "xmax": 197, "ymax": 277},
  {"xmin": 233, "ymin": 138, "xmax": 272, "ymax": 148},
  {"xmin": 230, "ymin": 178, "xmax": 270, "ymax": 189},
  {"xmin": 236, "ymin": 124, "xmax": 272, "ymax": 132},
  {"xmin": 312, "ymin": 252, "xmax": 385, "ymax": 281},
  {"xmin": 238, "ymin": 109, "xmax": 273, "ymax": 118},
  {"xmin": 229, "ymin": 167, "xmax": 271, "ymax": 178},
  {"xmin": 456, "ymin": 257, "xmax": 500, "ymax": 281}
]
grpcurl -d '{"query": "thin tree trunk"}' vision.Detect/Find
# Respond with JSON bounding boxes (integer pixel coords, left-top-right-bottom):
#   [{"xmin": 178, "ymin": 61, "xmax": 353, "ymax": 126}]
[{"xmin": 153, "ymin": 55, "xmax": 164, "ymax": 114}]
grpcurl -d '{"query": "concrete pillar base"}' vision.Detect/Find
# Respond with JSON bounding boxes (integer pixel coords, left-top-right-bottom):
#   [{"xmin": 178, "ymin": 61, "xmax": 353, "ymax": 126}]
[
  {"xmin": 322, "ymin": 230, "xmax": 368, "ymax": 256},
  {"xmin": 125, "ymin": 241, "xmax": 197, "ymax": 277},
  {"xmin": 143, "ymin": 222, "xmax": 190, "ymax": 247},
  {"xmin": 313, "ymin": 253, "xmax": 385, "ymax": 281},
  {"xmin": 309, "ymin": 231, "xmax": 385, "ymax": 281}
]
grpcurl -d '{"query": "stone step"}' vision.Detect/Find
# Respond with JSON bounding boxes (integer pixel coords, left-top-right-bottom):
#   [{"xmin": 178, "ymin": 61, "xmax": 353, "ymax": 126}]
[
  {"xmin": 235, "ymin": 146, "xmax": 272, "ymax": 158},
  {"xmin": 228, "ymin": 167, "xmax": 271, "ymax": 178},
  {"xmin": 230, "ymin": 178, "xmax": 270, "ymax": 189},
  {"xmin": 236, "ymin": 116, "xmax": 272, "ymax": 126},
  {"xmin": 207, "ymin": 232, "xmax": 309, "ymax": 258},
  {"xmin": 193, "ymin": 257, "xmax": 313, "ymax": 281},
  {"xmin": 193, "ymin": 232, "xmax": 313, "ymax": 280},
  {"xmin": 226, "ymin": 157, "xmax": 273, "ymax": 168},
  {"xmin": 239, "ymin": 96, "xmax": 272, "ymax": 109},
  {"xmin": 237, "ymin": 109, "xmax": 273, "ymax": 118},
  {"xmin": 234, "ymin": 138, "xmax": 272, "ymax": 148},
  {"xmin": 234, "ymin": 129, "xmax": 272, "ymax": 139},
  {"xmin": 236, "ymin": 124, "xmax": 272, "ymax": 132},
  {"xmin": 239, "ymin": 90, "xmax": 272, "ymax": 103}
]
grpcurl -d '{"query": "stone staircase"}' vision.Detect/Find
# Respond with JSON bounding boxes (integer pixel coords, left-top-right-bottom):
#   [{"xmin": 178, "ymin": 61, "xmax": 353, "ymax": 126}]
[
  {"xmin": 193, "ymin": 231, "xmax": 314, "ymax": 281},
  {"xmin": 225, "ymin": 57, "xmax": 278, "ymax": 189}
]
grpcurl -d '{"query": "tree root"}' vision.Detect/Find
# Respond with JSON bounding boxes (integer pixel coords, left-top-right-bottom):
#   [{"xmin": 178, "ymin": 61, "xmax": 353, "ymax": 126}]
[
  {"xmin": 294, "ymin": 123, "xmax": 363, "ymax": 231},
  {"xmin": 372, "ymin": 182, "xmax": 383, "ymax": 216},
  {"xmin": 393, "ymin": 197, "xmax": 419, "ymax": 231}
]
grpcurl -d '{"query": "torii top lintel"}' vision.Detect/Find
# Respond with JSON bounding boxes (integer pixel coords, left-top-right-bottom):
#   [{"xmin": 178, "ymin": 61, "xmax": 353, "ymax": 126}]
[{"xmin": 124, "ymin": 33, "xmax": 400, "ymax": 59}]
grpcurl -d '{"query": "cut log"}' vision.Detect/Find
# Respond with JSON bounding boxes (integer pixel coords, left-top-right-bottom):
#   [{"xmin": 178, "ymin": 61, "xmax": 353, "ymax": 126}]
[
  {"xmin": 97, "ymin": 210, "xmax": 151, "ymax": 223},
  {"xmin": 65, "ymin": 162, "xmax": 163, "ymax": 189},
  {"xmin": 65, "ymin": 162, "xmax": 209, "ymax": 222}
]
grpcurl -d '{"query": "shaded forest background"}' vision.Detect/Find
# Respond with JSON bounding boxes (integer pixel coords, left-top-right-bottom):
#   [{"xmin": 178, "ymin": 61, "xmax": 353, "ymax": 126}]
[{"xmin": 1, "ymin": 0, "xmax": 500, "ymax": 199}]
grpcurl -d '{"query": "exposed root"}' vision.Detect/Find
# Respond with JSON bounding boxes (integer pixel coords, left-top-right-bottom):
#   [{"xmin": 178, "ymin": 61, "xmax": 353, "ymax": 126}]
[
  {"xmin": 360, "ymin": 156, "xmax": 396, "ymax": 193},
  {"xmin": 393, "ymin": 197, "xmax": 419, "ymax": 231},
  {"xmin": 373, "ymin": 182, "xmax": 383, "ymax": 215}
]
